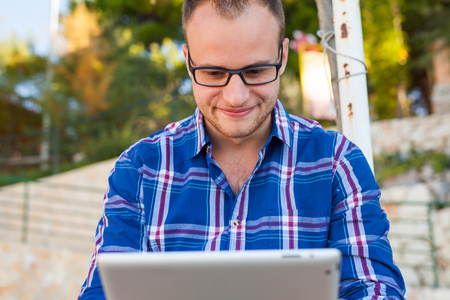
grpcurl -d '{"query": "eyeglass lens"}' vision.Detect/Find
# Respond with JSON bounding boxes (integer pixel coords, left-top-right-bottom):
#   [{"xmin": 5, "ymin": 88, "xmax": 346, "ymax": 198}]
[{"xmin": 194, "ymin": 66, "xmax": 278, "ymax": 86}]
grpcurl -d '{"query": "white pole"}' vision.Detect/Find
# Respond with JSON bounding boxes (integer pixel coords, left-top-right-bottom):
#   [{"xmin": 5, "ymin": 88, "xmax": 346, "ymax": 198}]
[
  {"xmin": 49, "ymin": 0, "xmax": 60, "ymax": 50},
  {"xmin": 331, "ymin": 0, "xmax": 374, "ymax": 172},
  {"xmin": 41, "ymin": 0, "xmax": 60, "ymax": 171}
]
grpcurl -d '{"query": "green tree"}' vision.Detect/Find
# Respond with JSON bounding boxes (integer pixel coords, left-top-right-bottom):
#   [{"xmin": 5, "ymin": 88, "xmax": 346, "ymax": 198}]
[
  {"xmin": 5, "ymin": 0, "xmax": 449, "ymax": 179},
  {"xmin": 86, "ymin": 0, "xmax": 184, "ymax": 44},
  {"xmin": 0, "ymin": 37, "xmax": 47, "ymax": 168},
  {"xmin": 401, "ymin": 0, "xmax": 450, "ymax": 114},
  {"xmin": 50, "ymin": 1, "xmax": 195, "ymax": 165},
  {"xmin": 361, "ymin": 0, "xmax": 409, "ymax": 119},
  {"xmin": 58, "ymin": 2, "xmax": 114, "ymax": 115}
]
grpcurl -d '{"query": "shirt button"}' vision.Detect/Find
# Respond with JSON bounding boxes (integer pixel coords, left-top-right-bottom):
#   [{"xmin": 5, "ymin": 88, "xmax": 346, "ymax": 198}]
[{"xmin": 232, "ymin": 220, "xmax": 241, "ymax": 226}]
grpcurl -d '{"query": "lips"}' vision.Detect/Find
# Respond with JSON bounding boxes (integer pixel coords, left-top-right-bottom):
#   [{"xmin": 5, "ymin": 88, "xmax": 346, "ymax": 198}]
[{"xmin": 219, "ymin": 107, "xmax": 255, "ymax": 118}]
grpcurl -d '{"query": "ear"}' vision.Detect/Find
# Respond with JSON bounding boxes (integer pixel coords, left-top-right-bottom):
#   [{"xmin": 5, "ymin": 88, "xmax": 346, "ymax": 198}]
[
  {"xmin": 182, "ymin": 43, "xmax": 192, "ymax": 79},
  {"xmin": 279, "ymin": 37, "xmax": 290, "ymax": 76}
]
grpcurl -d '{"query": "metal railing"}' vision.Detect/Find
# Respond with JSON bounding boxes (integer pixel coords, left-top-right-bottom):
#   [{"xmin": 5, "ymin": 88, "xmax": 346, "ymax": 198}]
[
  {"xmin": 382, "ymin": 200, "xmax": 450, "ymax": 288},
  {"xmin": 0, "ymin": 175, "xmax": 106, "ymax": 251}
]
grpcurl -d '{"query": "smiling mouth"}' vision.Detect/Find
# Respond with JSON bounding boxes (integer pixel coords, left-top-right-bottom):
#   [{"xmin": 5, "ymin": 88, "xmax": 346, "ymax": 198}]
[{"xmin": 219, "ymin": 107, "xmax": 255, "ymax": 118}]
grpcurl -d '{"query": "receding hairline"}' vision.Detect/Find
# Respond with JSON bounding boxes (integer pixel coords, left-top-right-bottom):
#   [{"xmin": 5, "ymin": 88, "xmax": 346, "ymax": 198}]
[{"xmin": 182, "ymin": 0, "xmax": 285, "ymax": 45}]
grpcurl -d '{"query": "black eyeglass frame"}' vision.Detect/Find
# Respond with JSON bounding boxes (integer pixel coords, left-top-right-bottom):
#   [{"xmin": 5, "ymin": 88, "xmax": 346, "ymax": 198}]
[{"xmin": 188, "ymin": 45, "xmax": 284, "ymax": 87}]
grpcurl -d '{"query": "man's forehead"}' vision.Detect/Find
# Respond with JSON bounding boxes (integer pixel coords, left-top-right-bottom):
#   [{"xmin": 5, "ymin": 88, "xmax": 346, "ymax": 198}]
[{"xmin": 184, "ymin": 1, "xmax": 279, "ymax": 47}]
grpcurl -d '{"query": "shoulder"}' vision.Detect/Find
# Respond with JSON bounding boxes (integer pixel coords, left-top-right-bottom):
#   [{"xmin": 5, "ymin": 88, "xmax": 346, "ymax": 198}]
[
  {"xmin": 273, "ymin": 101, "xmax": 345, "ymax": 153},
  {"xmin": 288, "ymin": 114, "xmax": 349, "ymax": 154},
  {"xmin": 119, "ymin": 114, "xmax": 198, "ymax": 168},
  {"xmin": 287, "ymin": 114, "xmax": 369, "ymax": 175}
]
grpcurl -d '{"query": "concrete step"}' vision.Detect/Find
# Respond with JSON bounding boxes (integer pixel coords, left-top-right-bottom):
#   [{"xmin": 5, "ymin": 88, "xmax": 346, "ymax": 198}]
[{"xmin": 0, "ymin": 160, "xmax": 113, "ymax": 252}]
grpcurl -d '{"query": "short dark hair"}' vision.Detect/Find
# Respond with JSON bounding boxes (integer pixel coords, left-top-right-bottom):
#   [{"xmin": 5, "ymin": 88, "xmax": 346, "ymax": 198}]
[{"xmin": 182, "ymin": 0, "xmax": 285, "ymax": 44}]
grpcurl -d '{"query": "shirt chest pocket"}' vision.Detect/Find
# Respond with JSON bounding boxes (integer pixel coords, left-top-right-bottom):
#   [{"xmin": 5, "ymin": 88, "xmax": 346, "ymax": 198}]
[{"xmin": 266, "ymin": 208, "xmax": 330, "ymax": 249}]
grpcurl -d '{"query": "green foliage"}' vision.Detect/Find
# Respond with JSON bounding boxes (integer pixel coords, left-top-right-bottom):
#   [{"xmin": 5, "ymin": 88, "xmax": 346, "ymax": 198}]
[
  {"xmin": 399, "ymin": 0, "xmax": 450, "ymax": 113},
  {"xmin": 429, "ymin": 152, "xmax": 450, "ymax": 173},
  {"xmin": 90, "ymin": 0, "xmax": 184, "ymax": 44},
  {"xmin": 374, "ymin": 149, "xmax": 450, "ymax": 184},
  {"xmin": 1, "ymin": 2, "xmax": 197, "ymax": 179},
  {"xmin": 0, "ymin": 38, "xmax": 47, "ymax": 163},
  {"xmin": 283, "ymin": 0, "xmax": 319, "ymax": 37},
  {"xmin": 53, "ymin": 2, "xmax": 195, "ymax": 166},
  {"xmin": 283, "ymin": 0, "xmax": 319, "ymax": 76},
  {"xmin": 82, "ymin": 120, "xmax": 142, "ymax": 161},
  {"xmin": 360, "ymin": 0, "xmax": 408, "ymax": 119},
  {"xmin": 2, "ymin": 0, "xmax": 450, "ymax": 181},
  {"xmin": 401, "ymin": 0, "xmax": 450, "ymax": 69}
]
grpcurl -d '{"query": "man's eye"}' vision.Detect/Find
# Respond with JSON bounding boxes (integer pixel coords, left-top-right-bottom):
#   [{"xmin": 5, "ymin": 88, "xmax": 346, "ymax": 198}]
[
  {"xmin": 243, "ymin": 67, "xmax": 267, "ymax": 77},
  {"xmin": 205, "ymin": 70, "xmax": 227, "ymax": 78}
]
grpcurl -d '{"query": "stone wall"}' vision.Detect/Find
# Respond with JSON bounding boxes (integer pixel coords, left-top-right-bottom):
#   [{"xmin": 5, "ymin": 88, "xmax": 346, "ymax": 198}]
[
  {"xmin": 372, "ymin": 113, "xmax": 450, "ymax": 297},
  {"xmin": 370, "ymin": 112, "xmax": 450, "ymax": 156},
  {"xmin": 0, "ymin": 159, "xmax": 114, "ymax": 300},
  {"xmin": 381, "ymin": 180, "xmax": 450, "ymax": 288}
]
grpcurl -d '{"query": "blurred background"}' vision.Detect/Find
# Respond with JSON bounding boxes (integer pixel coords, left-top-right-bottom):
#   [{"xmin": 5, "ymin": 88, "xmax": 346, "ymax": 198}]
[{"xmin": 0, "ymin": 0, "xmax": 449, "ymax": 299}]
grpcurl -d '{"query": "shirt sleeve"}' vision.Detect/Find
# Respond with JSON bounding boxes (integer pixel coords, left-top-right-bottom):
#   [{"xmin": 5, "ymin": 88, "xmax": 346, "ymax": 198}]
[
  {"xmin": 78, "ymin": 153, "xmax": 147, "ymax": 300},
  {"xmin": 328, "ymin": 134, "xmax": 406, "ymax": 300}
]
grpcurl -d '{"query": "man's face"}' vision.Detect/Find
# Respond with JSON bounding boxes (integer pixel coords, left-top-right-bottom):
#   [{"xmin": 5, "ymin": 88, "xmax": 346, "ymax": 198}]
[{"xmin": 183, "ymin": 2, "xmax": 288, "ymax": 142}]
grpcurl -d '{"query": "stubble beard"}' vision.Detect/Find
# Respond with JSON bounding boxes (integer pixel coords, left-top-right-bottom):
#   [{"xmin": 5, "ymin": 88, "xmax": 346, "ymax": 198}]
[{"xmin": 203, "ymin": 104, "xmax": 274, "ymax": 140}]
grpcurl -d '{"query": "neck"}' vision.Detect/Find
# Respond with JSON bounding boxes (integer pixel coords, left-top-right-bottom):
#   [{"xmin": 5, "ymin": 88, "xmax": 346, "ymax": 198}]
[
  {"xmin": 205, "ymin": 118, "xmax": 273, "ymax": 196},
  {"xmin": 206, "ymin": 116, "xmax": 273, "ymax": 155}
]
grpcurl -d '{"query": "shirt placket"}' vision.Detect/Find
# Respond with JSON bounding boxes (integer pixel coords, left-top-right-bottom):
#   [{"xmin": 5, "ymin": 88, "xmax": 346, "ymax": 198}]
[
  {"xmin": 228, "ymin": 191, "xmax": 247, "ymax": 251},
  {"xmin": 207, "ymin": 144, "xmax": 268, "ymax": 251},
  {"xmin": 228, "ymin": 147, "xmax": 268, "ymax": 251},
  {"xmin": 209, "ymin": 166, "xmax": 244, "ymax": 251}
]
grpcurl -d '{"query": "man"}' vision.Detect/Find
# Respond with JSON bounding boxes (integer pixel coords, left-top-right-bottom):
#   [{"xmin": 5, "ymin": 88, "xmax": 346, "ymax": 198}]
[{"xmin": 78, "ymin": 0, "xmax": 406, "ymax": 299}]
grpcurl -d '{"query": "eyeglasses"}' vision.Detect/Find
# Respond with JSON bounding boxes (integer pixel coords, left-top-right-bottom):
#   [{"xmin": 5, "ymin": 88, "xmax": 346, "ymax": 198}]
[{"xmin": 188, "ymin": 45, "xmax": 283, "ymax": 87}]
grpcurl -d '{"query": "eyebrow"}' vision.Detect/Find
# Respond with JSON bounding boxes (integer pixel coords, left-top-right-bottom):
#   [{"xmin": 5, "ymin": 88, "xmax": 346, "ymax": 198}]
[
  {"xmin": 189, "ymin": 50, "xmax": 280, "ymax": 69},
  {"xmin": 191, "ymin": 58, "xmax": 274, "ymax": 70}
]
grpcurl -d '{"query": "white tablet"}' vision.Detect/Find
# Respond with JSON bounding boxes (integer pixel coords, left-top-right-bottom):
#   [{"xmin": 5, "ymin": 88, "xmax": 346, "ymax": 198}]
[{"xmin": 98, "ymin": 249, "xmax": 342, "ymax": 300}]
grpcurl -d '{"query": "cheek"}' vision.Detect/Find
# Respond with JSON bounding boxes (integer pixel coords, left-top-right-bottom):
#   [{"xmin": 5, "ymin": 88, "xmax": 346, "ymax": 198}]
[
  {"xmin": 191, "ymin": 86, "xmax": 205, "ymax": 107},
  {"xmin": 192, "ymin": 85, "xmax": 220, "ymax": 106},
  {"xmin": 192, "ymin": 80, "xmax": 280, "ymax": 107},
  {"xmin": 253, "ymin": 82, "xmax": 280, "ymax": 102}
]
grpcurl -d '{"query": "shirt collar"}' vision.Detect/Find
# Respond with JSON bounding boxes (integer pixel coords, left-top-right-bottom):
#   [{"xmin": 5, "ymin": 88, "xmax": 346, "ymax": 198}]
[
  {"xmin": 192, "ymin": 108, "xmax": 211, "ymax": 158},
  {"xmin": 271, "ymin": 99, "xmax": 293, "ymax": 149},
  {"xmin": 191, "ymin": 99, "xmax": 293, "ymax": 158}
]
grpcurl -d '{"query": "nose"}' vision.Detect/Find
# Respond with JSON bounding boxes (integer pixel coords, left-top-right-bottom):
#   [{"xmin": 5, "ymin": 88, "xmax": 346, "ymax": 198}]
[{"xmin": 222, "ymin": 74, "xmax": 250, "ymax": 107}]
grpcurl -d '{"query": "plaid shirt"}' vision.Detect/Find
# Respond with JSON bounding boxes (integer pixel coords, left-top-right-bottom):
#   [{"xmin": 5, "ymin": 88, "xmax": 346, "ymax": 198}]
[{"xmin": 79, "ymin": 100, "xmax": 405, "ymax": 300}]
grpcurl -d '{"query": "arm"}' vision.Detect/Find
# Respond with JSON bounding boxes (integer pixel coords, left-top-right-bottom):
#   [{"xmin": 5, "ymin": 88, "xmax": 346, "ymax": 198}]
[
  {"xmin": 78, "ymin": 154, "xmax": 147, "ymax": 299},
  {"xmin": 328, "ymin": 135, "xmax": 406, "ymax": 300}
]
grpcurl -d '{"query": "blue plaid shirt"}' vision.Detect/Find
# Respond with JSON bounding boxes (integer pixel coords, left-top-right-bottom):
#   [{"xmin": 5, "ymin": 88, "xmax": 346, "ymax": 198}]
[{"xmin": 79, "ymin": 100, "xmax": 405, "ymax": 299}]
